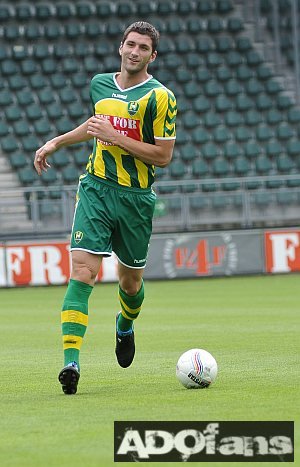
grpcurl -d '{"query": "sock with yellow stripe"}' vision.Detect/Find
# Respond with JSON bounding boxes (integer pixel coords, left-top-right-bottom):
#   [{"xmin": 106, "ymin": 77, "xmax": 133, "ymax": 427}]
[
  {"xmin": 117, "ymin": 281, "xmax": 144, "ymax": 333},
  {"xmin": 61, "ymin": 278, "xmax": 93, "ymax": 371}
]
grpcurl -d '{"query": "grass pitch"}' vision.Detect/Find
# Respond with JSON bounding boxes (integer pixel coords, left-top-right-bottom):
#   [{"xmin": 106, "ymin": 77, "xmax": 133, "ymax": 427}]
[{"xmin": 0, "ymin": 274, "xmax": 299, "ymax": 466}]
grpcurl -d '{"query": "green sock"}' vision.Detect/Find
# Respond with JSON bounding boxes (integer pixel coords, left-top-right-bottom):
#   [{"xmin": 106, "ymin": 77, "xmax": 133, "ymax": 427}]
[
  {"xmin": 61, "ymin": 278, "xmax": 93, "ymax": 370},
  {"xmin": 117, "ymin": 281, "xmax": 144, "ymax": 332}
]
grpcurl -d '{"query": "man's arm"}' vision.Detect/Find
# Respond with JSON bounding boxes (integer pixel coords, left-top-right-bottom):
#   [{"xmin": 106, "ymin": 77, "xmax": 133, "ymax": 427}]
[
  {"xmin": 34, "ymin": 118, "xmax": 93, "ymax": 175},
  {"xmin": 87, "ymin": 116, "xmax": 175, "ymax": 168}
]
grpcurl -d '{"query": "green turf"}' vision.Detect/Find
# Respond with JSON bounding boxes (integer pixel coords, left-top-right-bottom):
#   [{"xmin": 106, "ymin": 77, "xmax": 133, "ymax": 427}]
[{"xmin": 0, "ymin": 275, "xmax": 298, "ymax": 466}]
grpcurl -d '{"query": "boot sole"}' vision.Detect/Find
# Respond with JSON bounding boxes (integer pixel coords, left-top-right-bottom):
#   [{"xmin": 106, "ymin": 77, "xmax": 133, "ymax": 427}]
[{"xmin": 58, "ymin": 367, "xmax": 80, "ymax": 395}]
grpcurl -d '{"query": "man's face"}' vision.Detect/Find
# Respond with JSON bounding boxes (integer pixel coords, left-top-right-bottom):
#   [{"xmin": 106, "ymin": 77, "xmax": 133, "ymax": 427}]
[{"xmin": 119, "ymin": 32, "xmax": 157, "ymax": 74}]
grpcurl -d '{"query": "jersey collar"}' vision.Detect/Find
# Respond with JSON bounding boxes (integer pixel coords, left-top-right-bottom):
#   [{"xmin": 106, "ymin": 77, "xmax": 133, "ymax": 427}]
[{"xmin": 113, "ymin": 73, "xmax": 153, "ymax": 92}]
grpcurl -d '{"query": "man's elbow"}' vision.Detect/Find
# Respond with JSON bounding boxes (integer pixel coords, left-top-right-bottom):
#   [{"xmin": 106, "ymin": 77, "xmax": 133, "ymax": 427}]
[
  {"xmin": 156, "ymin": 160, "xmax": 169, "ymax": 168},
  {"xmin": 156, "ymin": 152, "xmax": 173, "ymax": 168}
]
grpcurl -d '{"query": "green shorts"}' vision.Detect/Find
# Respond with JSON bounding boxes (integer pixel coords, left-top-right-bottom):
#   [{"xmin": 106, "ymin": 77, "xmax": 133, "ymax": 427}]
[{"xmin": 70, "ymin": 174, "xmax": 156, "ymax": 268}]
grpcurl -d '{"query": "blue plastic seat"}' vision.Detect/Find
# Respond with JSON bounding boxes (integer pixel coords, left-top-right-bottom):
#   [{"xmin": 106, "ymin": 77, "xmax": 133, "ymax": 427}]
[
  {"xmin": 33, "ymin": 44, "xmax": 51, "ymax": 60},
  {"xmin": 225, "ymin": 110, "xmax": 244, "ymax": 126},
  {"xmin": 0, "ymin": 120, "xmax": 9, "ymax": 137},
  {"xmin": 277, "ymin": 123, "xmax": 294, "ymax": 140},
  {"xmin": 196, "ymin": 0, "xmax": 213, "ymax": 14},
  {"xmin": 192, "ymin": 128, "xmax": 210, "ymax": 144},
  {"xmin": 10, "ymin": 152, "xmax": 28, "ymax": 169},
  {"xmin": 176, "ymin": 0, "xmax": 195, "ymax": 15},
  {"xmin": 234, "ymin": 156, "xmax": 250, "ymax": 175},
  {"xmin": 245, "ymin": 140, "xmax": 261, "ymax": 158},
  {"xmin": 186, "ymin": 18, "xmax": 205, "ymax": 34},
  {"xmin": 236, "ymin": 93, "xmax": 254, "ymax": 111},
  {"xmin": 235, "ymin": 126, "xmax": 252, "ymax": 141},
  {"xmin": 62, "ymin": 165, "xmax": 79, "ymax": 184},
  {"xmin": 24, "ymin": 24, "xmax": 43, "ymax": 40},
  {"xmin": 212, "ymin": 157, "xmax": 230, "ymax": 176},
  {"xmin": 192, "ymin": 159, "xmax": 210, "ymax": 177},
  {"xmin": 245, "ymin": 109, "xmax": 263, "ymax": 126},
  {"xmin": 207, "ymin": 16, "xmax": 224, "ymax": 34},
  {"xmin": 4, "ymin": 25, "xmax": 21, "ymax": 41},
  {"xmin": 277, "ymin": 154, "xmax": 295, "ymax": 173},
  {"xmin": 256, "ymin": 124, "xmax": 274, "ymax": 141},
  {"xmin": 22, "ymin": 134, "xmax": 40, "ymax": 153},
  {"xmin": 1, "ymin": 135, "xmax": 19, "ymax": 153},
  {"xmin": 202, "ymin": 142, "xmax": 221, "ymax": 159},
  {"xmin": 266, "ymin": 139, "xmax": 283, "ymax": 157},
  {"xmin": 227, "ymin": 17, "xmax": 244, "ymax": 34},
  {"xmin": 180, "ymin": 143, "xmax": 199, "ymax": 161},
  {"xmin": 204, "ymin": 112, "xmax": 222, "ymax": 128},
  {"xmin": 0, "ymin": 90, "xmax": 13, "ymax": 106},
  {"xmin": 14, "ymin": 120, "xmax": 31, "ymax": 136},
  {"xmin": 116, "ymin": 2, "xmax": 135, "ymax": 17},
  {"xmin": 19, "ymin": 167, "xmax": 39, "ymax": 185},
  {"xmin": 0, "ymin": 4, "xmax": 13, "ymax": 21},
  {"xmin": 216, "ymin": 65, "xmax": 232, "ymax": 82},
  {"xmin": 1, "ymin": 59, "xmax": 18, "ymax": 76},
  {"xmin": 36, "ymin": 3, "xmax": 54, "ymax": 19},
  {"xmin": 5, "ymin": 105, "xmax": 22, "ymax": 121},
  {"xmin": 16, "ymin": 4, "xmax": 34, "ymax": 20},
  {"xmin": 255, "ymin": 155, "xmax": 272, "ymax": 174},
  {"xmin": 34, "ymin": 119, "xmax": 52, "ymax": 136},
  {"xmin": 56, "ymin": 2, "xmax": 75, "ymax": 18},
  {"xmin": 287, "ymin": 139, "xmax": 300, "ymax": 156},
  {"xmin": 216, "ymin": 0, "xmax": 234, "ymax": 14},
  {"xmin": 76, "ymin": 2, "xmax": 95, "ymax": 17},
  {"xmin": 170, "ymin": 160, "xmax": 187, "ymax": 178},
  {"xmin": 96, "ymin": 2, "xmax": 113, "ymax": 17},
  {"xmin": 157, "ymin": 1, "xmax": 174, "ymax": 15},
  {"xmin": 215, "ymin": 36, "xmax": 234, "ymax": 53},
  {"xmin": 213, "ymin": 126, "xmax": 231, "ymax": 143},
  {"xmin": 44, "ymin": 22, "xmax": 64, "ymax": 39},
  {"xmin": 85, "ymin": 21, "xmax": 103, "ymax": 38},
  {"xmin": 166, "ymin": 19, "xmax": 185, "ymax": 35},
  {"xmin": 224, "ymin": 141, "xmax": 241, "ymax": 159}
]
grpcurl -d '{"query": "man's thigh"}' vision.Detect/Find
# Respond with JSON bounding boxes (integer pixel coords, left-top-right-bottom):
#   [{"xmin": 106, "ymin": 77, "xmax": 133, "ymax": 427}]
[
  {"xmin": 112, "ymin": 189, "xmax": 156, "ymax": 268},
  {"xmin": 70, "ymin": 175, "xmax": 114, "ymax": 256}
]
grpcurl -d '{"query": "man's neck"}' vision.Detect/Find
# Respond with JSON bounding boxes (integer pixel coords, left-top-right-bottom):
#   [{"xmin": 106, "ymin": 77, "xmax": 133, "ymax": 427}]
[{"xmin": 115, "ymin": 71, "xmax": 151, "ymax": 90}]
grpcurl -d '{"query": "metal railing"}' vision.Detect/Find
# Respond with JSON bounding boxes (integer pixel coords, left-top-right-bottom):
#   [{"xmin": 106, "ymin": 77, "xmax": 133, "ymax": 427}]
[
  {"xmin": 0, "ymin": 175, "xmax": 299, "ymax": 240},
  {"xmin": 253, "ymin": 0, "xmax": 300, "ymax": 104}
]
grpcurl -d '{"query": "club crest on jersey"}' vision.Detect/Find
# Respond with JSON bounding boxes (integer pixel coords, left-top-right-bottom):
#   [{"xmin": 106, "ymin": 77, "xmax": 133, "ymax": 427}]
[
  {"xmin": 74, "ymin": 231, "xmax": 84, "ymax": 244},
  {"xmin": 128, "ymin": 101, "xmax": 139, "ymax": 116}
]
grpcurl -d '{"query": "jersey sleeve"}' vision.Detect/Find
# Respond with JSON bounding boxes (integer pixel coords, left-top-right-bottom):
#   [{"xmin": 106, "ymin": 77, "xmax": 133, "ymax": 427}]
[
  {"xmin": 89, "ymin": 73, "xmax": 104, "ymax": 112},
  {"xmin": 153, "ymin": 87, "xmax": 177, "ymax": 139}
]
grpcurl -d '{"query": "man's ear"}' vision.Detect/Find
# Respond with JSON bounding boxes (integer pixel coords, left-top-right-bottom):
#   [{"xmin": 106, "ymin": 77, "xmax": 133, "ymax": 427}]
[
  {"xmin": 119, "ymin": 42, "xmax": 123, "ymax": 56},
  {"xmin": 149, "ymin": 51, "xmax": 157, "ymax": 63}
]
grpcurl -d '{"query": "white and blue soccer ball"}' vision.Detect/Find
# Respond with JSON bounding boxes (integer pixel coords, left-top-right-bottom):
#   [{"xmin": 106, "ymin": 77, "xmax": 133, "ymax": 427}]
[{"xmin": 176, "ymin": 348, "xmax": 218, "ymax": 389}]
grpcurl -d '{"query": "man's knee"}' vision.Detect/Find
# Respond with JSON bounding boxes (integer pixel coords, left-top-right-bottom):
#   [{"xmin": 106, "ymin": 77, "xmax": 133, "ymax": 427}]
[
  {"xmin": 71, "ymin": 252, "xmax": 102, "ymax": 285},
  {"xmin": 71, "ymin": 263, "xmax": 96, "ymax": 284},
  {"xmin": 119, "ymin": 275, "xmax": 143, "ymax": 296}
]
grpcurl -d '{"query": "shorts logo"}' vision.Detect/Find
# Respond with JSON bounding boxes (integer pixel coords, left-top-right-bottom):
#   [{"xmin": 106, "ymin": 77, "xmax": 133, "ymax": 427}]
[
  {"xmin": 128, "ymin": 101, "xmax": 139, "ymax": 116},
  {"xmin": 134, "ymin": 258, "xmax": 146, "ymax": 264},
  {"xmin": 74, "ymin": 231, "xmax": 84, "ymax": 244}
]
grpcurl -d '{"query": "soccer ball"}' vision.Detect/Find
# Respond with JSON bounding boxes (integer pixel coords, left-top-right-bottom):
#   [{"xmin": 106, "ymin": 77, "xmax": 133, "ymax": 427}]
[{"xmin": 176, "ymin": 348, "xmax": 218, "ymax": 389}]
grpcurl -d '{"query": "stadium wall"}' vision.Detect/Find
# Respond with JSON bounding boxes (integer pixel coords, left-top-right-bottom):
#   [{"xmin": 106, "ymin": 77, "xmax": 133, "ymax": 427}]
[{"xmin": 0, "ymin": 227, "xmax": 299, "ymax": 287}]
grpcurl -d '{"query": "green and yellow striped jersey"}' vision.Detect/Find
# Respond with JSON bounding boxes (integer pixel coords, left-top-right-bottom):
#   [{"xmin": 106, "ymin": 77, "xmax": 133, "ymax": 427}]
[{"xmin": 86, "ymin": 72, "xmax": 177, "ymax": 189}]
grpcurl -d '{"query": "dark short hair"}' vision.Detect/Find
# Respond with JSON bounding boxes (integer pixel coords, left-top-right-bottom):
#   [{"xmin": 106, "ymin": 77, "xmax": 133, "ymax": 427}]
[{"xmin": 122, "ymin": 21, "xmax": 160, "ymax": 52}]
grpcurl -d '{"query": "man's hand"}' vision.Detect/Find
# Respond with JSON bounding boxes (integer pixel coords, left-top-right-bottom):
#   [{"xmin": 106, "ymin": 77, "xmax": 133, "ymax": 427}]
[
  {"xmin": 87, "ymin": 116, "xmax": 117, "ymax": 144},
  {"xmin": 34, "ymin": 140, "xmax": 57, "ymax": 175},
  {"xmin": 87, "ymin": 115, "xmax": 175, "ymax": 167}
]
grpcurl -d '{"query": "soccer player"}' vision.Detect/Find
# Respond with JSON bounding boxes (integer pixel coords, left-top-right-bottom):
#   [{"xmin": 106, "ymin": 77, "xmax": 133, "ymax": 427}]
[{"xmin": 34, "ymin": 21, "xmax": 177, "ymax": 395}]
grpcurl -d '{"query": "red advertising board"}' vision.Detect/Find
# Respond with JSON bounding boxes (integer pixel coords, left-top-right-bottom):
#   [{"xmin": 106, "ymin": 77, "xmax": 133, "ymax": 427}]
[
  {"xmin": 265, "ymin": 230, "xmax": 300, "ymax": 273},
  {"xmin": 0, "ymin": 241, "xmax": 118, "ymax": 287}
]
